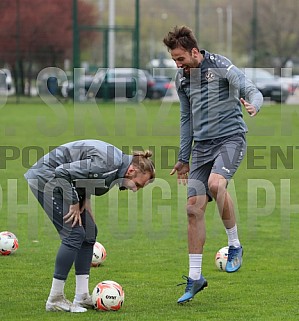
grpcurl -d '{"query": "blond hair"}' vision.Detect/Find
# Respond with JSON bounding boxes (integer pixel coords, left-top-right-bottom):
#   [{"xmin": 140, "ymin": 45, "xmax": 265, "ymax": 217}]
[{"xmin": 131, "ymin": 150, "xmax": 155, "ymax": 179}]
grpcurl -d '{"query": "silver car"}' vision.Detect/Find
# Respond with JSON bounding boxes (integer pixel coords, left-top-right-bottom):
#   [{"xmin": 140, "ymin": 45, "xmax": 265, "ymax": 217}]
[
  {"xmin": 64, "ymin": 68, "xmax": 148, "ymax": 101},
  {"xmin": 0, "ymin": 68, "xmax": 12, "ymax": 91},
  {"xmin": 243, "ymin": 68, "xmax": 290, "ymax": 103}
]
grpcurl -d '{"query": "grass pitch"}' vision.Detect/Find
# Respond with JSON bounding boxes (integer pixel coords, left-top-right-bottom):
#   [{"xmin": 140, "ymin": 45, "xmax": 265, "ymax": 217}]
[{"xmin": 0, "ymin": 99, "xmax": 299, "ymax": 321}]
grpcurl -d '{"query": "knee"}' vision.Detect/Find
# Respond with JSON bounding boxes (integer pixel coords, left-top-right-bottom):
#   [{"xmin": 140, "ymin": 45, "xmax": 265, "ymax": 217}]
[
  {"xmin": 208, "ymin": 176, "xmax": 227, "ymax": 198},
  {"xmin": 186, "ymin": 197, "xmax": 206, "ymax": 220},
  {"xmin": 208, "ymin": 181, "xmax": 218, "ymax": 198},
  {"xmin": 186, "ymin": 203, "xmax": 196, "ymax": 217}
]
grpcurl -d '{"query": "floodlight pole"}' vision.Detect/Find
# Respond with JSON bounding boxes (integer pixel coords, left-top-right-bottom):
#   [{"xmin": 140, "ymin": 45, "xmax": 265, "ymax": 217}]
[
  {"xmin": 72, "ymin": 0, "xmax": 80, "ymax": 70},
  {"xmin": 134, "ymin": 0, "xmax": 140, "ymax": 69},
  {"xmin": 251, "ymin": 0, "xmax": 258, "ymax": 67},
  {"xmin": 226, "ymin": 0, "xmax": 232, "ymax": 59},
  {"xmin": 72, "ymin": 0, "xmax": 81, "ymax": 101},
  {"xmin": 15, "ymin": 0, "xmax": 20, "ymax": 102},
  {"xmin": 195, "ymin": 0, "xmax": 200, "ymax": 42},
  {"xmin": 108, "ymin": 0, "xmax": 115, "ymax": 68}
]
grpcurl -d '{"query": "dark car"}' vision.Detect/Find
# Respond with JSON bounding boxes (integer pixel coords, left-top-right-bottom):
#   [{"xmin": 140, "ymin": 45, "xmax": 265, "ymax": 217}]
[
  {"xmin": 151, "ymin": 76, "xmax": 173, "ymax": 99},
  {"xmin": 142, "ymin": 71, "xmax": 174, "ymax": 99},
  {"xmin": 64, "ymin": 68, "xmax": 148, "ymax": 101},
  {"xmin": 244, "ymin": 68, "xmax": 290, "ymax": 103},
  {"xmin": 142, "ymin": 69, "xmax": 156, "ymax": 99}
]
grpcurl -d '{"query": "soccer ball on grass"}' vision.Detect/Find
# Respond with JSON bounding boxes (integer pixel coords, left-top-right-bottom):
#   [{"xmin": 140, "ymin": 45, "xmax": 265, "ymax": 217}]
[
  {"xmin": 215, "ymin": 246, "xmax": 229, "ymax": 271},
  {"xmin": 0, "ymin": 231, "xmax": 19, "ymax": 255},
  {"xmin": 92, "ymin": 280, "xmax": 125, "ymax": 311},
  {"xmin": 91, "ymin": 241, "xmax": 107, "ymax": 267}
]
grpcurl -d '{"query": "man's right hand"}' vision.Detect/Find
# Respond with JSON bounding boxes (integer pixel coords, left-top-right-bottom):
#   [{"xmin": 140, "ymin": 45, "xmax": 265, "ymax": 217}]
[
  {"xmin": 64, "ymin": 203, "xmax": 82, "ymax": 227},
  {"xmin": 170, "ymin": 161, "xmax": 190, "ymax": 185}
]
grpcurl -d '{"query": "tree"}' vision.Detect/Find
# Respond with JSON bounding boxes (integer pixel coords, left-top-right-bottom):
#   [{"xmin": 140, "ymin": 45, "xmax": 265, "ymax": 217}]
[
  {"xmin": 137, "ymin": 0, "xmax": 299, "ymax": 72},
  {"xmin": 0, "ymin": 0, "xmax": 98, "ymax": 95},
  {"xmin": 258, "ymin": 0, "xmax": 299, "ymax": 70},
  {"xmin": 233, "ymin": 0, "xmax": 299, "ymax": 71}
]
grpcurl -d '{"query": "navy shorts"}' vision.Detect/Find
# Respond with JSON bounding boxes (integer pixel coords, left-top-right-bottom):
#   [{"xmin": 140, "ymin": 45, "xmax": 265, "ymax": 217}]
[{"xmin": 188, "ymin": 133, "xmax": 246, "ymax": 199}]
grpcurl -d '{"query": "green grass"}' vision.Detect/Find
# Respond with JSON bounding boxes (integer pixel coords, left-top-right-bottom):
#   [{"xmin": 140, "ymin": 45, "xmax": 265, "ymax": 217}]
[{"xmin": 0, "ymin": 99, "xmax": 299, "ymax": 320}]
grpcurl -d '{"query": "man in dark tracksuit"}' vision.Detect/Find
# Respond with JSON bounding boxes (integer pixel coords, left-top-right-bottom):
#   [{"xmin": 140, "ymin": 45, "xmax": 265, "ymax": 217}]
[
  {"xmin": 163, "ymin": 25, "xmax": 263, "ymax": 303},
  {"xmin": 25, "ymin": 139, "xmax": 155, "ymax": 312}
]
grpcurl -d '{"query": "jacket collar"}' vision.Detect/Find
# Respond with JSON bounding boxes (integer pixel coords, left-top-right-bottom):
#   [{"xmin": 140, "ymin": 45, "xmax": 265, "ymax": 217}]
[{"xmin": 117, "ymin": 154, "xmax": 133, "ymax": 178}]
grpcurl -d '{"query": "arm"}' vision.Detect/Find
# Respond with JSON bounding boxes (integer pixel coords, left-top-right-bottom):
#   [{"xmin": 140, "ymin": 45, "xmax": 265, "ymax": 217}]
[
  {"xmin": 80, "ymin": 197, "xmax": 95, "ymax": 222},
  {"xmin": 171, "ymin": 85, "xmax": 193, "ymax": 184},
  {"xmin": 54, "ymin": 158, "xmax": 93, "ymax": 205},
  {"xmin": 177, "ymin": 87, "xmax": 193, "ymax": 163},
  {"xmin": 226, "ymin": 65, "xmax": 264, "ymax": 116},
  {"xmin": 53, "ymin": 159, "xmax": 93, "ymax": 227}
]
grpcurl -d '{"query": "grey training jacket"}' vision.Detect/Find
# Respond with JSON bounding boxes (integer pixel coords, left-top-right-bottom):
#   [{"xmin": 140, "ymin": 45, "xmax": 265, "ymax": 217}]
[
  {"xmin": 24, "ymin": 140, "xmax": 132, "ymax": 204},
  {"xmin": 176, "ymin": 50, "xmax": 264, "ymax": 163}
]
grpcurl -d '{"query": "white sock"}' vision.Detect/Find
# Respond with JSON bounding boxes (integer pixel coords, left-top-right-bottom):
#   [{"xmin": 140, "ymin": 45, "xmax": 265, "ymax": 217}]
[
  {"xmin": 226, "ymin": 225, "xmax": 241, "ymax": 248},
  {"xmin": 75, "ymin": 275, "xmax": 89, "ymax": 300},
  {"xmin": 188, "ymin": 254, "xmax": 202, "ymax": 280},
  {"xmin": 49, "ymin": 278, "xmax": 65, "ymax": 298}
]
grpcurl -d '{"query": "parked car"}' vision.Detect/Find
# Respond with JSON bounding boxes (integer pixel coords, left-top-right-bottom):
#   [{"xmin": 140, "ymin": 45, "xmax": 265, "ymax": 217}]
[
  {"xmin": 0, "ymin": 68, "xmax": 12, "ymax": 90},
  {"xmin": 64, "ymin": 68, "xmax": 149, "ymax": 101},
  {"xmin": 151, "ymin": 76, "xmax": 173, "ymax": 99},
  {"xmin": 243, "ymin": 68, "xmax": 290, "ymax": 103},
  {"xmin": 141, "ymin": 69, "xmax": 156, "ymax": 99},
  {"xmin": 292, "ymin": 75, "xmax": 299, "ymax": 93},
  {"xmin": 281, "ymin": 75, "xmax": 299, "ymax": 95}
]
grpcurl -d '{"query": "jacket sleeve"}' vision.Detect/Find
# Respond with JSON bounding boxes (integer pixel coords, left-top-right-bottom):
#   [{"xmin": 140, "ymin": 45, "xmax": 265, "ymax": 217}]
[
  {"xmin": 226, "ymin": 65, "xmax": 264, "ymax": 112},
  {"xmin": 54, "ymin": 159, "xmax": 93, "ymax": 204},
  {"xmin": 177, "ymin": 89, "xmax": 193, "ymax": 163},
  {"xmin": 54, "ymin": 156, "xmax": 117, "ymax": 202},
  {"xmin": 55, "ymin": 159, "xmax": 92, "ymax": 180},
  {"xmin": 176, "ymin": 72, "xmax": 193, "ymax": 164}
]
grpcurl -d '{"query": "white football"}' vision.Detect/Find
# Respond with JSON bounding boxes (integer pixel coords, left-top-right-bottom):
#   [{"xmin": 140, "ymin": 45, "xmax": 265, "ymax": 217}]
[
  {"xmin": 92, "ymin": 280, "xmax": 125, "ymax": 311},
  {"xmin": 215, "ymin": 246, "xmax": 229, "ymax": 271},
  {"xmin": 0, "ymin": 231, "xmax": 19, "ymax": 255},
  {"xmin": 91, "ymin": 242, "xmax": 107, "ymax": 267}
]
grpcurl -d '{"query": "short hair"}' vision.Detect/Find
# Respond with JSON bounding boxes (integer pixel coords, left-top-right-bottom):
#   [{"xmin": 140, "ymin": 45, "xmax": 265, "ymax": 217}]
[
  {"xmin": 131, "ymin": 150, "xmax": 155, "ymax": 179},
  {"xmin": 163, "ymin": 25, "xmax": 199, "ymax": 52}
]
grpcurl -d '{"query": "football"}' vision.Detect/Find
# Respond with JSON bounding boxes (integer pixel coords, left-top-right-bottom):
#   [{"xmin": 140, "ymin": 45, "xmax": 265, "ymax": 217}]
[
  {"xmin": 91, "ymin": 241, "xmax": 107, "ymax": 267},
  {"xmin": 92, "ymin": 280, "xmax": 125, "ymax": 311},
  {"xmin": 215, "ymin": 246, "xmax": 229, "ymax": 271},
  {"xmin": 0, "ymin": 231, "xmax": 19, "ymax": 255}
]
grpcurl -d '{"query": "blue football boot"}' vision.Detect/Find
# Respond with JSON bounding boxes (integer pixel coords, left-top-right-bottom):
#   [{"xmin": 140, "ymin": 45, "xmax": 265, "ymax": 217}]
[
  {"xmin": 177, "ymin": 275, "xmax": 208, "ymax": 304},
  {"xmin": 226, "ymin": 246, "xmax": 243, "ymax": 273}
]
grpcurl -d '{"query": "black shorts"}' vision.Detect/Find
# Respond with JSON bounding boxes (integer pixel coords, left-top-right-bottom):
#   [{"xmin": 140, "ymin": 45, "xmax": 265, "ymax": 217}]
[{"xmin": 188, "ymin": 133, "xmax": 246, "ymax": 199}]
